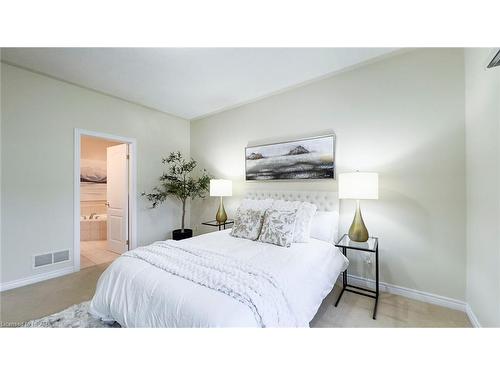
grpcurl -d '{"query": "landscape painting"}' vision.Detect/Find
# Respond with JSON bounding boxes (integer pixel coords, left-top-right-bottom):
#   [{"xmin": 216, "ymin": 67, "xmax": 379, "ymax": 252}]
[
  {"xmin": 80, "ymin": 159, "xmax": 107, "ymax": 201},
  {"xmin": 245, "ymin": 135, "xmax": 335, "ymax": 180}
]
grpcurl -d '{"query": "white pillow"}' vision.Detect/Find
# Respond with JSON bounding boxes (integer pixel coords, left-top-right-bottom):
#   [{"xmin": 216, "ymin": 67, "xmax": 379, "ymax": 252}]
[
  {"xmin": 293, "ymin": 202, "xmax": 317, "ymax": 242},
  {"xmin": 270, "ymin": 199, "xmax": 301, "ymax": 211},
  {"xmin": 239, "ymin": 198, "xmax": 274, "ymax": 211},
  {"xmin": 271, "ymin": 200, "xmax": 317, "ymax": 243},
  {"xmin": 309, "ymin": 211, "xmax": 339, "ymax": 243}
]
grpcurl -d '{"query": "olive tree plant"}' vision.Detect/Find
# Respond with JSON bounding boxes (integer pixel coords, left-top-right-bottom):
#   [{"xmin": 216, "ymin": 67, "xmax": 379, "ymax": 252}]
[{"xmin": 142, "ymin": 152, "xmax": 210, "ymax": 232}]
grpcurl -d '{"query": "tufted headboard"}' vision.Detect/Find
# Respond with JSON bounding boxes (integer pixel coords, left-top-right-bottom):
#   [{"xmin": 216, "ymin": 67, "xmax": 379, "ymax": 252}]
[{"xmin": 245, "ymin": 190, "xmax": 339, "ymax": 212}]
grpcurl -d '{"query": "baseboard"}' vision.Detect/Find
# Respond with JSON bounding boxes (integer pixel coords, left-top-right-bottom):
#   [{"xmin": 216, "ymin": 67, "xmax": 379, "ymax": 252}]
[
  {"xmin": 0, "ymin": 266, "xmax": 76, "ymax": 292},
  {"xmin": 338, "ymin": 274, "xmax": 468, "ymax": 312},
  {"xmin": 465, "ymin": 304, "xmax": 481, "ymax": 328}
]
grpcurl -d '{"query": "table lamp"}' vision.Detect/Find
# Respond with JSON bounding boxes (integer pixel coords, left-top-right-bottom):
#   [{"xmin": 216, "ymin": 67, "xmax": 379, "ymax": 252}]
[
  {"xmin": 210, "ymin": 179, "xmax": 232, "ymax": 223},
  {"xmin": 338, "ymin": 172, "xmax": 378, "ymax": 242}
]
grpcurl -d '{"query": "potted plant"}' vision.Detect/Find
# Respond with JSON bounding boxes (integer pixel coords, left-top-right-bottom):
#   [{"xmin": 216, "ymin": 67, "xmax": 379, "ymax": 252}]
[{"xmin": 143, "ymin": 151, "xmax": 210, "ymax": 240}]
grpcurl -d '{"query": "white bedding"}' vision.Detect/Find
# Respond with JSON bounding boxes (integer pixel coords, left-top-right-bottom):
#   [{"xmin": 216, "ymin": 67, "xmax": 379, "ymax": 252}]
[{"xmin": 90, "ymin": 230, "xmax": 348, "ymax": 327}]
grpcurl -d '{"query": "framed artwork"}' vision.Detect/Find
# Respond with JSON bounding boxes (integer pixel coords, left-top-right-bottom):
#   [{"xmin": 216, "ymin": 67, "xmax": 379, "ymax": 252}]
[
  {"xmin": 245, "ymin": 134, "xmax": 336, "ymax": 181},
  {"xmin": 80, "ymin": 159, "xmax": 107, "ymax": 201}
]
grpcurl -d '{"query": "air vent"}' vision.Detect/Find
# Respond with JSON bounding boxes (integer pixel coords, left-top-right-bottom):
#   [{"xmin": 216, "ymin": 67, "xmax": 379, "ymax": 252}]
[
  {"xmin": 487, "ymin": 49, "xmax": 500, "ymax": 69},
  {"xmin": 53, "ymin": 250, "xmax": 70, "ymax": 263},
  {"xmin": 34, "ymin": 253, "xmax": 53, "ymax": 268},
  {"xmin": 33, "ymin": 249, "xmax": 71, "ymax": 268}
]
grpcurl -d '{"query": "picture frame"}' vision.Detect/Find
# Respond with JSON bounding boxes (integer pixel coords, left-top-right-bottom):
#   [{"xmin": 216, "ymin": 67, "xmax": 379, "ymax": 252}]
[{"xmin": 245, "ymin": 134, "xmax": 336, "ymax": 181}]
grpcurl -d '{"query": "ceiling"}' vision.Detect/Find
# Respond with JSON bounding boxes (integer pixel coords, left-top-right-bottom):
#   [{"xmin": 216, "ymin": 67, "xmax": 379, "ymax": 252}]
[{"xmin": 1, "ymin": 48, "xmax": 399, "ymax": 119}]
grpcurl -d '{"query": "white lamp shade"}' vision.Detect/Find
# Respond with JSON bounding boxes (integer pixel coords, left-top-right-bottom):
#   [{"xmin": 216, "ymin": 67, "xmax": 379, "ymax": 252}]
[
  {"xmin": 338, "ymin": 172, "xmax": 378, "ymax": 200},
  {"xmin": 210, "ymin": 179, "xmax": 232, "ymax": 197}
]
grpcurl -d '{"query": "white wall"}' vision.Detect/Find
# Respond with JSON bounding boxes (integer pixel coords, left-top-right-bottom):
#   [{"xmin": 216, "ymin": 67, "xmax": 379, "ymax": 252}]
[
  {"xmin": 465, "ymin": 48, "xmax": 500, "ymax": 327},
  {"xmin": 0, "ymin": 63, "xmax": 190, "ymax": 285},
  {"xmin": 191, "ymin": 49, "xmax": 466, "ymax": 301}
]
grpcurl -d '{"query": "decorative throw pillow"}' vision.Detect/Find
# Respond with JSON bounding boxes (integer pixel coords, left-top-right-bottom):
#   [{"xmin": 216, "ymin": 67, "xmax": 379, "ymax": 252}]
[
  {"xmin": 270, "ymin": 200, "xmax": 317, "ymax": 242},
  {"xmin": 293, "ymin": 202, "xmax": 318, "ymax": 242},
  {"xmin": 230, "ymin": 208, "xmax": 266, "ymax": 241},
  {"xmin": 258, "ymin": 209, "xmax": 297, "ymax": 247}
]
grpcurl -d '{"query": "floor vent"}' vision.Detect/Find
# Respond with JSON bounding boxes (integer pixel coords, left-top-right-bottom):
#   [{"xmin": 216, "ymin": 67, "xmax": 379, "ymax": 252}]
[
  {"xmin": 34, "ymin": 253, "xmax": 53, "ymax": 268},
  {"xmin": 33, "ymin": 250, "xmax": 70, "ymax": 268},
  {"xmin": 53, "ymin": 249, "xmax": 70, "ymax": 263}
]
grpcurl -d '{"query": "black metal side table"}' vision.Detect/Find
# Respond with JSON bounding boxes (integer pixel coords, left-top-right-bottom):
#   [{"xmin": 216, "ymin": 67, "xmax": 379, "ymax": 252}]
[
  {"xmin": 334, "ymin": 234, "xmax": 379, "ymax": 319},
  {"xmin": 201, "ymin": 220, "xmax": 234, "ymax": 231}
]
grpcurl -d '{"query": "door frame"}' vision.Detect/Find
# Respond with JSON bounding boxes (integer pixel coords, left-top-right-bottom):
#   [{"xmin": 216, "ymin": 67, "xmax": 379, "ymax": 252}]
[{"xmin": 74, "ymin": 128, "xmax": 138, "ymax": 272}]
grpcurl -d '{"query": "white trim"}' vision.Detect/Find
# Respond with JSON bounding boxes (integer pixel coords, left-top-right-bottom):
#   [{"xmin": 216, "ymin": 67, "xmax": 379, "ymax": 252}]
[
  {"xmin": 74, "ymin": 128, "xmax": 138, "ymax": 273},
  {"xmin": 338, "ymin": 274, "xmax": 468, "ymax": 312},
  {"xmin": 465, "ymin": 304, "xmax": 481, "ymax": 328},
  {"xmin": 0, "ymin": 266, "xmax": 75, "ymax": 292},
  {"xmin": 128, "ymin": 140, "xmax": 138, "ymax": 251}
]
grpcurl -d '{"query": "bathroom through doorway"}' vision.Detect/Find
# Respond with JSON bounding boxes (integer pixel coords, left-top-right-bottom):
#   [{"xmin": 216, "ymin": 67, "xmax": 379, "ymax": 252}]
[{"xmin": 74, "ymin": 129, "xmax": 137, "ymax": 271}]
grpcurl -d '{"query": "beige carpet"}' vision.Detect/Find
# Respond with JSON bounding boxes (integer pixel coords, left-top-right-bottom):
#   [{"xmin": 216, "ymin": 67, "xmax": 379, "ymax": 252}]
[
  {"xmin": 1, "ymin": 263, "xmax": 109, "ymax": 325},
  {"xmin": 1, "ymin": 263, "xmax": 471, "ymax": 327},
  {"xmin": 311, "ymin": 287, "xmax": 471, "ymax": 328}
]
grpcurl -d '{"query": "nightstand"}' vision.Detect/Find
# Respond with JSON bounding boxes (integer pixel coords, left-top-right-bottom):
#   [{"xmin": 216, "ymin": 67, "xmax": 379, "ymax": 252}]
[
  {"xmin": 334, "ymin": 233, "xmax": 379, "ymax": 319},
  {"xmin": 201, "ymin": 220, "xmax": 234, "ymax": 231}
]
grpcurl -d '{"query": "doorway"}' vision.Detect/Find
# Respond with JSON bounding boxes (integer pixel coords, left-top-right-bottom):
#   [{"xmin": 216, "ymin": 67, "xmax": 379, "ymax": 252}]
[{"xmin": 74, "ymin": 129, "xmax": 137, "ymax": 272}]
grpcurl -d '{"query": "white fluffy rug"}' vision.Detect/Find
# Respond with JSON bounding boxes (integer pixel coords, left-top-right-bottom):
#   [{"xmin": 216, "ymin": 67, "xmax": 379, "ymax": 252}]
[{"xmin": 24, "ymin": 301, "xmax": 120, "ymax": 328}]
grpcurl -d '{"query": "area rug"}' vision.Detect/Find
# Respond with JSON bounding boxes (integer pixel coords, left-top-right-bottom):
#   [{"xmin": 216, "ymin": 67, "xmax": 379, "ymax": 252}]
[{"xmin": 23, "ymin": 301, "xmax": 120, "ymax": 328}]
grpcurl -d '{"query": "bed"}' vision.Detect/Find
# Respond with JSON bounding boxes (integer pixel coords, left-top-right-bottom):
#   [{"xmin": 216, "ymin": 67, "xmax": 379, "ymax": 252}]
[{"xmin": 90, "ymin": 191, "xmax": 348, "ymax": 327}]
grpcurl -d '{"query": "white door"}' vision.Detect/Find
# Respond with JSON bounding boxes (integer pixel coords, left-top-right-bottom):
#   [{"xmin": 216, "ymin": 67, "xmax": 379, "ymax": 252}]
[{"xmin": 107, "ymin": 144, "xmax": 129, "ymax": 254}]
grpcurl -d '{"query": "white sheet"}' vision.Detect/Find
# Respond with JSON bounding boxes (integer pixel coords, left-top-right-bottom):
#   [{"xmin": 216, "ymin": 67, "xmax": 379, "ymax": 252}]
[{"xmin": 90, "ymin": 230, "xmax": 348, "ymax": 327}]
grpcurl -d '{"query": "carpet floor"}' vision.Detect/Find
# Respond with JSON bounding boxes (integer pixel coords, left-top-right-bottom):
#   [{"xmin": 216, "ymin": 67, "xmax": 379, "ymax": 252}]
[{"xmin": 1, "ymin": 262, "xmax": 471, "ymax": 328}]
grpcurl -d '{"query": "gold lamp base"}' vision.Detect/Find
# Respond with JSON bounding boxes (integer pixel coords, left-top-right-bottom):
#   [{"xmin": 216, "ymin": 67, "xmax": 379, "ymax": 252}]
[
  {"xmin": 216, "ymin": 197, "xmax": 227, "ymax": 224},
  {"xmin": 348, "ymin": 200, "xmax": 369, "ymax": 242}
]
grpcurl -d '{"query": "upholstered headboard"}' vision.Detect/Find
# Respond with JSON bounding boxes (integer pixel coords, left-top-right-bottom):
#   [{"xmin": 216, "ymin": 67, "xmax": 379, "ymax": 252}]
[{"xmin": 244, "ymin": 190, "xmax": 339, "ymax": 212}]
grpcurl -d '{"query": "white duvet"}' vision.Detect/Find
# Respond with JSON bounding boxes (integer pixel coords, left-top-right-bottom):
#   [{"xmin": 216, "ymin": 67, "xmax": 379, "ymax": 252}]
[{"xmin": 90, "ymin": 230, "xmax": 348, "ymax": 327}]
